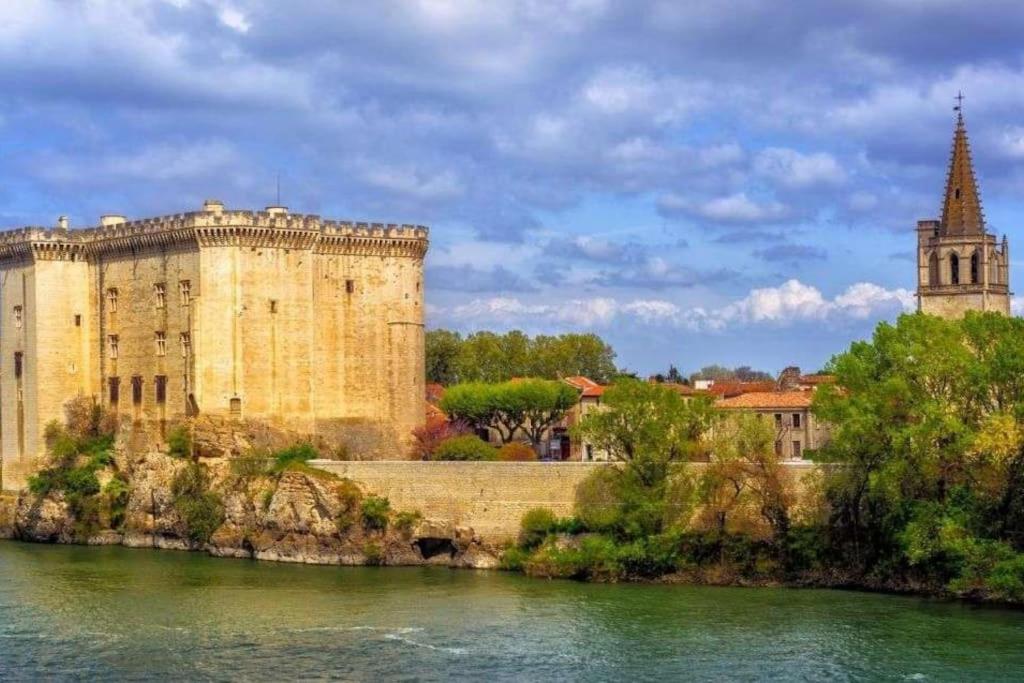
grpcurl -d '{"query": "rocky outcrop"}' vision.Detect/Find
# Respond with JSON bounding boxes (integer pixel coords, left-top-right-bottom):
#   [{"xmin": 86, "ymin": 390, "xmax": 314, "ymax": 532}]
[{"xmin": 8, "ymin": 431, "xmax": 501, "ymax": 570}]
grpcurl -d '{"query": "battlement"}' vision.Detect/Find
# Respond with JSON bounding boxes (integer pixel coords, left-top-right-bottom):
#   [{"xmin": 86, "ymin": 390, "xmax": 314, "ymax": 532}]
[{"xmin": 0, "ymin": 203, "xmax": 430, "ymax": 258}]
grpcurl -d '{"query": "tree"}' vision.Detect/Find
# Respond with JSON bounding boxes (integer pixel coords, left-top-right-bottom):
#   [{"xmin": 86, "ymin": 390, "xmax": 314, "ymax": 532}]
[
  {"xmin": 814, "ymin": 311, "xmax": 1024, "ymax": 581},
  {"xmin": 572, "ymin": 379, "xmax": 716, "ymax": 485},
  {"xmin": 516, "ymin": 379, "xmax": 579, "ymax": 449},
  {"xmin": 689, "ymin": 364, "xmax": 773, "ymax": 383},
  {"xmin": 702, "ymin": 411, "xmax": 794, "ymax": 540},
  {"xmin": 425, "ymin": 329, "xmax": 463, "ymax": 385},
  {"xmin": 424, "ymin": 329, "xmax": 619, "ymax": 385}
]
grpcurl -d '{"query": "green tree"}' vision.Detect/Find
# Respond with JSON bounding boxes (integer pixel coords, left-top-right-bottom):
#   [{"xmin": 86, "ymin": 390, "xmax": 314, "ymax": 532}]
[
  {"xmin": 572, "ymin": 379, "xmax": 715, "ymax": 483},
  {"xmin": 425, "ymin": 329, "xmax": 463, "ymax": 385},
  {"xmin": 516, "ymin": 379, "xmax": 580, "ymax": 449}
]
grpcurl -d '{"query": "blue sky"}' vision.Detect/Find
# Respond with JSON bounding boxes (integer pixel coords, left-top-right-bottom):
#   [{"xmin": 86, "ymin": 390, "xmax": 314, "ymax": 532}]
[{"xmin": 3, "ymin": 1, "xmax": 1024, "ymax": 376}]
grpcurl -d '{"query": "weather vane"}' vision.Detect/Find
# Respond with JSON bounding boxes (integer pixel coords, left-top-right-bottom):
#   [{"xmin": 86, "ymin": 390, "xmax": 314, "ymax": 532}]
[{"xmin": 954, "ymin": 91, "xmax": 964, "ymax": 112}]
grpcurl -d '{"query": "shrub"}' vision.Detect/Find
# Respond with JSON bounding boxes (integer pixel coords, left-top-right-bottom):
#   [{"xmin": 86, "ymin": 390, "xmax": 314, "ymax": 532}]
[
  {"xmin": 431, "ymin": 435, "xmax": 498, "ymax": 461},
  {"xmin": 498, "ymin": 442, "xmax": 537, "ymax": 462},
  {"xmin": 171, "ymin": 463, "xmax": 225, "ymax": 545},
  {"xmin": 394, "ymin": 510, "xmax": 422, "ymax": 536},
  {"xmin": 103, "ymin": 475, "xmax": 131, "ymax": 529},
  {"xmin": 574, "ymin": 466, "xmax": 623, "ymax": 532},
  {"xmin": 64, "ymin": 396, "xmax": 117, "ymax": 443},
  {"xmin": 412, "ymin": 417, "xmax": 472, "ymax": 460},
  {"xmin": 501, "ymin": 545, "xmax": 530, "ymax": 571},
  {"xmin": 230, "ymin": 452, "xmax": 270, "ymax": 483},
  {"xmin": 167, "ymin": 426, "xmax": 192, "ymax": 459},
  {"xmin": 363, "ymin": 542, "xmax": 384, "ymax": 565},
  {"xmin": 271, "ymin": 443, "xmax": 319, "ymax": 473},
  {"xmin": 519, "ymin": 508, "xmax": 557, "ymax": 549},
  {"xmin": 361, "ymin": 495, "xmax": 391, "ymax": 530},
  {"xmin": 63, "ymin": 467, "xmax": 101, "ymax": 498},
  {"xmin": 524, "ymin": 535, "xmax": 624, "ymax": 581}
]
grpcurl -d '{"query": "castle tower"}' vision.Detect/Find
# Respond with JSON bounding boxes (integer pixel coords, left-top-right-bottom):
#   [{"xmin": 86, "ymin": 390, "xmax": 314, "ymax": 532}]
[{"xmin": 916, "ymin": 107, "xmax": 1011, "ymax": 317}]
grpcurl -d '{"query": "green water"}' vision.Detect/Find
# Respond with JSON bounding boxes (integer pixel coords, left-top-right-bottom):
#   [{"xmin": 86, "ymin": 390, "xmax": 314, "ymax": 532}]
[{"xmin": 1, "ymin": 543, "xmax": 1023, "ymax": 681}]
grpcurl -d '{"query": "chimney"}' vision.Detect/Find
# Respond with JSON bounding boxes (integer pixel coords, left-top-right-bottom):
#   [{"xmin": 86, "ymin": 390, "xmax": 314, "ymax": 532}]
[
  {"xmin": 100, "ymin": 215, "xmax": 126, "ymax": 227},
  {"xmin": 203, "ymin": 199, "xmax": 224, "ymax": 214},
  {"xmin": 265, "ymin": 205, "xmax": 288, "ymax": 216},
  {"xmin": 57, "ymin": 216, "xmax": 69, "ymax": 230}
]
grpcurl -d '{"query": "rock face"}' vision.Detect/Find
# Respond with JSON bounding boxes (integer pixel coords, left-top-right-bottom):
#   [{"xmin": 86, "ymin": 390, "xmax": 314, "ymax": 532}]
[{"xmin": 7, "ymin": 427, "xmax": 501, "ymax": 570}]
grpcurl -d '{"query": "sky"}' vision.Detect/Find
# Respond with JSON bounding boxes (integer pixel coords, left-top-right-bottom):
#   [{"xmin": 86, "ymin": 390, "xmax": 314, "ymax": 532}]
[{"xmin": 3, "ymin": 1, "xmax": 1024, "ymax": 376}]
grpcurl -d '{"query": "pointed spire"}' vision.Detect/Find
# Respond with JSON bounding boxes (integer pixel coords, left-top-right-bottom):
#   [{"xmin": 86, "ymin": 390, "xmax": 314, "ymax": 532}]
[{"xmin": 940, "ymin": 103, "xmax": 985, "ymax": 235}]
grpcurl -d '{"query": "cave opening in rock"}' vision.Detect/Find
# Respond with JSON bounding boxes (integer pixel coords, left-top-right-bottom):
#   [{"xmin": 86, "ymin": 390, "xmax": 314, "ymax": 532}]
[{"xmin": 415, "ymin": 537, "xmax": 456, "ymax": 559}]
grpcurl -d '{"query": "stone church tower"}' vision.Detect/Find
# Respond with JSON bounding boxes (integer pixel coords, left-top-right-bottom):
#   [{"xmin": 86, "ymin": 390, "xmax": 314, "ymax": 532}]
[{"xmin": 916, "ymin": 110, "xmax": 1011, "ymax": 317}]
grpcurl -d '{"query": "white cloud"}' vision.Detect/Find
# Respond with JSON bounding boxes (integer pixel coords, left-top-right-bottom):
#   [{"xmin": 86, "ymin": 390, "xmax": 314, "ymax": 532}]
[
  {"xmin": 753, "ymin": 147, "xmax": 847, "ymax": 189},
  {"xmin": 358, "ymin": 164, "xmax": 464, "ymax": 201},
  {"xmin": 217, "ymin": 5, "xmax": 251, "ymax": 33},
  {"xmin": 661, "ymin": 192, "xmax": 789, "ymax": 224},
  {"xmin": 440, "ymin": 279, "xmax": 915, "ymax": 331}
]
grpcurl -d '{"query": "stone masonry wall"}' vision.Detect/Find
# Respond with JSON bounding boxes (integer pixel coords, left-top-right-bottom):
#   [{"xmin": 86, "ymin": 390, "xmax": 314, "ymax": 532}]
[{"xmin": 312, "ymin": 461, "xmax": 821, "ymax": 543}]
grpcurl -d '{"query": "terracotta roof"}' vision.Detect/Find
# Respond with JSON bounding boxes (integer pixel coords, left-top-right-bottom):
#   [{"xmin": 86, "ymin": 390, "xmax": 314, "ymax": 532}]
[
  {"xmin": 716, "ymin": 391, "xmax": 814, "ymax": 409},
  {"xmin": 563, "ymin": 376, "xmax": 606, "ymax": 397}
]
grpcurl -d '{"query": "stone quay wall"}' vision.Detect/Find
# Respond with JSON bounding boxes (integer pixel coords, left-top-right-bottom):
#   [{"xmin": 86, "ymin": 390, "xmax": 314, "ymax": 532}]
[{"xmin": 311, "ymin": 460, "xmax": 821, "ymax": 543}]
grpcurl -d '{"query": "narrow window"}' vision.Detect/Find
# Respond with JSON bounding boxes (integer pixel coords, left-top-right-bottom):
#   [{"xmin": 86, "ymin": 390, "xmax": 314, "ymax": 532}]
[
  {"xmin": 346, "ymin": 279, "xmax": 355, "ymax": 294},
  {"xmin": 774, "ymin": 413, "xmax": 782, "ymax": 428},
  {"xmin": 154, "ymin": 282, "xmax": 166, "ymax": 309},
  {"xmin": 14, "ymin": 352, "xmax": 23, "ymax": 379},
  {"xmin": 792, "ymin": 440, "xmax": 802, "ymax": 459},
  {"xmin": 792, "ymin": 413, "xmax": 801, "ymax": 429},
  {"xmin": 230, "ymin": 396, "xmax": 242, "ymax": 416},
  {"xmin": 180, "ymin": 332, "xmax": 191, "ymax": 358},
  {"xmin": 950, "ymin": 253, "xmax": 960, "ymax": 285},
  {"xmin": 108, "ymin": 335, "xmax": 119, "ymax": 360},
  {"xmin": 108, "ymin": 376, "xmax": 120, "ymax": 405},
  {"xmin": 107, "ymin": 288, "xmax": 118, "ymax": 313},
  {"xmin": 155, "ymin": 375, "xmax": 167, "ymax": 404},
  {"xmin": 929, "ymin": 251, "xmax": 940, "ymax": 286},
  {"xmin": 13, "ymin": 305, "xmax": 22, "ymax": 329},
  {"xmin": 74, "ymin": 314, "xmax": 81, "ymax": 327},
  {"xmin": 970, "ymin": 251, "xmax": 980, "ymax": 284},
  {"xmin": 131, "ymin": 376, "xmax": 143, "ymax": 405},
  {"xmin": 155, "ymin": 331, "xmax": 166, "ymax": 356},
  {"xmin": 179, "ymin": 280, "xmax": 191, "ymax": 306},
  {"xmin": 269, "ymin": 299, "xmax": 277, "ymax": 314},
  {"xmin": 955, "ymin": 187, "xmax": 961, "ymax": 199}
]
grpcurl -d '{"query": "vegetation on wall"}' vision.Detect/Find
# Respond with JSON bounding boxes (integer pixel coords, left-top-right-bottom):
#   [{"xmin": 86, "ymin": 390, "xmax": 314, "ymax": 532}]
[
  {"xmin": 27, "ymin": 398, "xmax": 123, "ymax": 540},
  {"xmin": 426, "ymin": 329, "xmax": 618, "ymax": 385}
]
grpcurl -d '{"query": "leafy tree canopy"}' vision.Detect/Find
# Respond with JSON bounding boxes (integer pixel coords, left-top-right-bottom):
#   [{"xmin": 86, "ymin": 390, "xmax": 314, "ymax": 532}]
[{"xmin": 426, "ymin": 329, "xmax": 618, "ymax": 384}]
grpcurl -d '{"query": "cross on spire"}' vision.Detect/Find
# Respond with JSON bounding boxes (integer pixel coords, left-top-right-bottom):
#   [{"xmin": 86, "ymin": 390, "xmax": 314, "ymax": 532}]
[{"xmin": 954, "ymin": 91, "xmax": 964, "ymax": 111}]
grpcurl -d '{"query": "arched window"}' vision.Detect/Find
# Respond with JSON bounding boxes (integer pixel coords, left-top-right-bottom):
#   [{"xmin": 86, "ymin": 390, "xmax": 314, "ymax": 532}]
[
  {"xmin": 950, "ymin": 253, "xmax": 960, "ymax": 285},
  {"xmin": 970, "ymin": 250, "xmax": 980, "ymax": 284},
  {"xmin": 929, "ymin": 251, "xmax": 940, "ymax": 286}
]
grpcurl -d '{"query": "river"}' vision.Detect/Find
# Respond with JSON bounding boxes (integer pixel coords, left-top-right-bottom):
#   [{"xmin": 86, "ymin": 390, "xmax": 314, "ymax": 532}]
[{"xmin": 1, "ymin": 542, "xmax": 1023, "ymax": 681}]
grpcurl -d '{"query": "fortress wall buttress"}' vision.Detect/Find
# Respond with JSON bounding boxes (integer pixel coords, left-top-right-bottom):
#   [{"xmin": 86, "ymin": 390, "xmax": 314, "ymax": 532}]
[{"xmin": 1, "ymin": 257, "xmax": 90, "ymax": 491}]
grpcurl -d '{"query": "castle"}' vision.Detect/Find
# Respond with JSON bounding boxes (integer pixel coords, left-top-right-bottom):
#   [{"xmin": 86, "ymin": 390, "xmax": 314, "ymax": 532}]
[
  {"xmin": 0, "ymin": 201, "xmax": 428, "ymax": 491},
  {"xmin": 916, "ymin": 110, "xmax": 1011, "ymax": 317}
]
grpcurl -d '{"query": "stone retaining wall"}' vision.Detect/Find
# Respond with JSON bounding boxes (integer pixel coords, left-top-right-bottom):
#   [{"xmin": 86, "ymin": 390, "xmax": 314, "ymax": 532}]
[{"xmin": 310, "ymin": 460, "xmax": 820, "ymax": 543}]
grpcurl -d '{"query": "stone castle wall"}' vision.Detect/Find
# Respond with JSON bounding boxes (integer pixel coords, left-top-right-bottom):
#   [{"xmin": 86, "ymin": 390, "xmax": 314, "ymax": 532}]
[
  {"xmin": 0, "ymin": 204, "xmax": 428, "ymax": 492},
  {"xmin": 311, "ymin": 461, "xmax": 609, "ymax": 542},
  {"xmin": 311, "ymin": 460, "xmax": 823, "ymax": 543}
]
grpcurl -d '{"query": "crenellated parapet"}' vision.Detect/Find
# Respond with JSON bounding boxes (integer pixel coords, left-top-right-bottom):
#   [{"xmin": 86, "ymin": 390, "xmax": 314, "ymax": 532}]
[{"xmin": 0, "ymin": 204, "xmax": 430, "ymax": 262}]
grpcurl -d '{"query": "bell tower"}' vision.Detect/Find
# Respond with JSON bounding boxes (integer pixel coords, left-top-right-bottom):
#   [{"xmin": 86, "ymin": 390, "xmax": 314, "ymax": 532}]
[{"xmin": 916, "ymin": 100, "xmax": 1010, "ymax": 317}]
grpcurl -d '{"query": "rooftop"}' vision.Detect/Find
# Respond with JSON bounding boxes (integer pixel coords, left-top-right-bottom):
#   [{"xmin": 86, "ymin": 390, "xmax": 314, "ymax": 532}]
[{"xmin": 716, "ymin": 391, "xmax": 815, "ymax": 409}]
